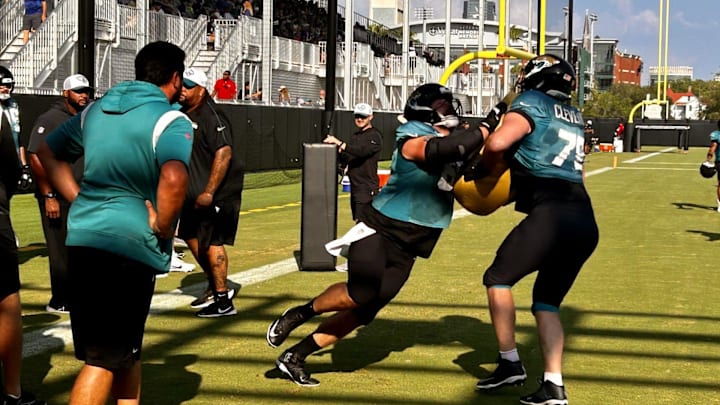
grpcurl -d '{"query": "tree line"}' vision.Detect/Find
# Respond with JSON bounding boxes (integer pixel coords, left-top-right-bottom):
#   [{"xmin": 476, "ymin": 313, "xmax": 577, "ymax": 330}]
[{"xmin": 578, "ymin": 78, "xmax": 720, "ymax": 120}]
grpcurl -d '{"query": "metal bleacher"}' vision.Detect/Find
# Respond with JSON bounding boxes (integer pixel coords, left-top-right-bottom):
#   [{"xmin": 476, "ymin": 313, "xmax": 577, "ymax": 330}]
[{"xmin": 0, "ymin": 1, "xmax": 494, "ymax": 113}]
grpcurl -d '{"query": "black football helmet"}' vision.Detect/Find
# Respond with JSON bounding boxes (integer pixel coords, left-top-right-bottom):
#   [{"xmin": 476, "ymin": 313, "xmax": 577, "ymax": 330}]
[
  {"xmin": 517, "ymin": 54, "xmax": 575, "ymax": 100},
  {"xmin": 700, "ymin": 161, "xmax": 716, "ymax": 178},
  {"xmin": 0, "ymin": 66, "xmax": 14, "ymax": 91},
  {"xmin": 403, "ymin": 83, "xmax": 461, "ymax": 128}
]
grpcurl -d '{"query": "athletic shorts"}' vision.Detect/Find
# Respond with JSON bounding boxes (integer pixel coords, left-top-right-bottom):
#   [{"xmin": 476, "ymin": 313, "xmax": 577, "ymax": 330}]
[
  {"xmin": 483, "ymin": 202, "xmax": 598, "ymax": 309},
  {"xmin": 0, "ymin": 214, "xmax": 19, "ymax": 300},
  {"xmin": 177, "ymin": 199, "xmax": 240, "ymax": 248},
  {"xmin": 22, "ymin": 14, "xmax": 42, "ymax": 31},
  {"xmin": 346, "ymin": 232, "xmax": 416, "ymax": 324},
  {"xmin": 68, "ymin": 247, "xmax": 156, "ymax": 369}
]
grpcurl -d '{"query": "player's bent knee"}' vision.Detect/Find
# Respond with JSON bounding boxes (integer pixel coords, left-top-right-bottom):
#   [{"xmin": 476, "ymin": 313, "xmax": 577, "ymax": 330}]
[
  {"xmin": 483, "ymin": 269, "xmax": 515, "ymax": 287},
  {"xmin": 352, "ymin": 306, "xmax": 380, "ymax": 325}
]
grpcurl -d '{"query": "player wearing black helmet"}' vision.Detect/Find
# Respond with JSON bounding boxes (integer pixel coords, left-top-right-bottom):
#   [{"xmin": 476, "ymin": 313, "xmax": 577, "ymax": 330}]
[
  {"xmin": 266, "ymin": 83, "xmax": 507, "ymax": 387},
  {"xmin": 474, "ymin": 54, "xmax": 598, "ymax": 405},
  {"xmin": 0, "ymin": 65, "xmax": 45, "ymax": 405},
  {"xmin": 0, "ymin": 66, "xmax": 31, "ymax": 193}
]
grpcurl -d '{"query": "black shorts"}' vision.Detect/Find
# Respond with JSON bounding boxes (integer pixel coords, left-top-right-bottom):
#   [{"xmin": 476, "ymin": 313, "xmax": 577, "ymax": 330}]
[
  {"xmin": 346, "ymin": 232, "xmax": 416, "ymax": 324},
  {"xmin": 0, "ymin": 214, "xmax": 19, "ymax": 300},
  {"xmin": 177, "ymin": 199, "xmax": 240, "ymax": 248},
  {"xmin": 483, "ymin": 202, "xmax": 598, "ymax": 309},
  {"xmin": 68, "ymin": 247, "xmax": 156, "ymax": 369},
  {"xmin": 22, "ymin": 14, "xmax": 42, "ymax": 31}
]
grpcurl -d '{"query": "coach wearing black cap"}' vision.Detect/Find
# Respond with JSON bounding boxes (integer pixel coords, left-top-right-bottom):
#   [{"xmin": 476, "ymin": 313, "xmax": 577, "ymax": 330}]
[{"xmin": 27, "ymin": 73, "xmax": 91, "ymax": 313}]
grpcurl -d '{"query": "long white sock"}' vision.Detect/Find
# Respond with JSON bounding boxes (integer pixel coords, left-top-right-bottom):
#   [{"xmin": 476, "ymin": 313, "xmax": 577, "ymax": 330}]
[
  {"xmin": 544, "ymin": 372, "xmax": 563, "ymax": 386},
  {"xmin": 499, "ymin": 348, "xmax": 520, "ymax": 362}
]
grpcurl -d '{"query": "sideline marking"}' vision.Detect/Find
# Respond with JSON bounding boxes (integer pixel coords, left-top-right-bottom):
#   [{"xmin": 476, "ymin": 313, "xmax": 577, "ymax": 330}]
[
  {"xmin": 22, "ymin": 155, "xmax": 642, "ymax": 357},
  {"xmin": 23, "ymin": 258, "xmax": 299, "ymax": 357}
]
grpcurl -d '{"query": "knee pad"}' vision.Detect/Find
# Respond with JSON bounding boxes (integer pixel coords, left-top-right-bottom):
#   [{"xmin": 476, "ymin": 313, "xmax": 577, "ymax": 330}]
[{"xmin": 531, "ymin": 302, "xmax": 559, "ymax": 314}]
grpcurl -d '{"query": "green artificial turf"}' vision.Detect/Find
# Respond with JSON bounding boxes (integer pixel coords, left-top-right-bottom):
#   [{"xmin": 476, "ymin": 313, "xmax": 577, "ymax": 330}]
[{"xmin": 10, "ymin": 146, "xmax": 720, "ymax": 404}]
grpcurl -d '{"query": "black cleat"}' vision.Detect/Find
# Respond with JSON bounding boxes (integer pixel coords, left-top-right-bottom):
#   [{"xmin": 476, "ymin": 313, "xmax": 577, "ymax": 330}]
[
  {"xmin": 191, "ymin": 287, "xmax": 235, "ymax": 309},
  {"xmin": 1, "ymin": 389, "xmax": 46, "ymax": 405},
  {"xmin": 520, "ymin": 379, "xmax": 568, "ymax": 405},
  {"xmin": 266, "ymin": 306, "xmax": 307, "ymax": 348},
  {"xmin": 476, "ymin": 358, "xmax": 527, "ymax": 391},
  {"xmin": 195, "ymin": 298, "xmax": 237, "ymax": 318},
  {"xmin": 276, "ymin": 350, "xmax": 319, "ymax": 387}
]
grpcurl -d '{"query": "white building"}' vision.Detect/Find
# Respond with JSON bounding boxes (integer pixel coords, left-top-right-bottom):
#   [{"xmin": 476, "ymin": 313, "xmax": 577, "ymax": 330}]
[{"xmin": 649, "ymin": 66, "xmax": 693, "ymax": 86}]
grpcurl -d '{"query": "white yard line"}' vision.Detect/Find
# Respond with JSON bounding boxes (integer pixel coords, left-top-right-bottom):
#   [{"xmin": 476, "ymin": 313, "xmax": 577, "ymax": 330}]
[
  {"xmin": 24, "ymin": 259, "xmax": 299, "ymax": 357},
  {"xmin": 24, "ymin": 150, "xmax": 674, "ymax": 357}
]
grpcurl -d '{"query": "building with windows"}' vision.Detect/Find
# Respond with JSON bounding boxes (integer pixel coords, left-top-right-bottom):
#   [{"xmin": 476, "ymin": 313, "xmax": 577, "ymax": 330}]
[
  {"xmin": 614, "ymin": 50, "xmax": 642, "ymax": 86},
  {"xmin": 370, "ymin": 0, "xmax": 404, "ymax": 27},
  {"xmin": 649, "ymin": 66, "xmax": 693, "ymax": 86},
  {"xmin": 589, "ymin": 38, "xmax": 618, "ymax": 91},
  {"xmin": 462, "ymin": 0, "xmax": 497, "ymax": 21}
]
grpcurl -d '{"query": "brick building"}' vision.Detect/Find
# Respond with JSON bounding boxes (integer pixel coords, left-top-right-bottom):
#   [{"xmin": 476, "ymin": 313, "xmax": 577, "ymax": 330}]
[{"xmin": 614, "ymin": 50, "xmax": 642, "ymax": 86}]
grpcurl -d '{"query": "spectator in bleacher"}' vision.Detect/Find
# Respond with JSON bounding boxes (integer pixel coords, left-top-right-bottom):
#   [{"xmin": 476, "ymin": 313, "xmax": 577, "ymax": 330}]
[
  {"xmin": 150, "ymin": 1, "xmax": 164, "ymax": 13},
  {"xmin": 22, "ymin": 0, "xmax": 47, "ymax": 45},
  {"xmin": 240, "ymin": 0, "xmax": 253, "ymax": 16},
  {"xmin": 315, "ymin": 89, "xmax": 325, "ymax": 107},
  {"xmin": 277, "ymin": 86, "xmax": 290, "ymax": 105},
  {"xmin": 211, "ymin": 70, "xmax": 237, "ymax": 101}
]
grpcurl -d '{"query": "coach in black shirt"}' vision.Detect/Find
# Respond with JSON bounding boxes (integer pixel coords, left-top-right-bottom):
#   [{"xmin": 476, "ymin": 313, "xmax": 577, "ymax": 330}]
[
  {"xmin": 178, "ymin": 68, "xmax": 244, "ymax": 318},
  {"xmin": 324, "ymin": 102, "xmax": 383, "ymax": 222},
  {"xmin": 27, "ymin": 73, "xmax": 91, "ymax": 313}
]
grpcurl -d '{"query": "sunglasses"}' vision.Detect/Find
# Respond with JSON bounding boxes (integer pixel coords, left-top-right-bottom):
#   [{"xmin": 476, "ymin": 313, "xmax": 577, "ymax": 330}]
[
  {"xmin": 354, "ymin": 115, "xmax": 368, "ymax": 120},
  {"xmin": 71, "ymin": 88, "xmax": 91, "ymax": 94},
  {"xmin": 183, "ymin": 79, "xmax": 198, "ymax": 89}
]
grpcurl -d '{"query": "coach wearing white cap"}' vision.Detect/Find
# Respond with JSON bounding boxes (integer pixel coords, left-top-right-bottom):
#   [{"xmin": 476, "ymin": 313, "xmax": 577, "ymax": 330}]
[
  {"xmin": 324, "ymin": 102, "xmax": 383, "ymax": 225},
  {"xmin": 177, "ymin": 67, "xmax": 245, "ymax": 317},
  {"xmin": 26, "ymin": 73, "xmax": 92, "ymax": 313}
]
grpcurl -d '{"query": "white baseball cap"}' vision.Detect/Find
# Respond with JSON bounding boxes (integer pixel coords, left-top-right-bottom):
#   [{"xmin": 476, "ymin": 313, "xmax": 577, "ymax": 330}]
[
  {"xmin": 183, "ymin": 68, "xmax": 208, "ymax": 89},
  {"xmin": 63, "ymin": 74, "xmax": 92, "ymax": 91},
  {"xmin": 353, "ymin": 103, "xmax": 373, "ymax": 117}
]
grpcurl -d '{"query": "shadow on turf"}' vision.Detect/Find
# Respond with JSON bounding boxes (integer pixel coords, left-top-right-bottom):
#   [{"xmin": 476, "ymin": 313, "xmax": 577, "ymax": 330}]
[
  {"xmin": 259, "ymin": 307, "xmax": 591, "ymax": 403},
  {"xmin": 671, "ymin": 202, "xmax": 716, "ymax": 212},
  {"xmin": 17, "ymin": 243, "xmax": 48, "ymax": 264},
  {"xmin": 142, "ymin": 354, "xmax": 202, "ymax": 405}
]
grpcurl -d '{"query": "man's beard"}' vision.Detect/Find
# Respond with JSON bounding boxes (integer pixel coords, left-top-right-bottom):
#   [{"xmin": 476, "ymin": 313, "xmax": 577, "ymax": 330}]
[{"xmin": 68, "ymin": 99, "xmax": 87, "ymax": 112}]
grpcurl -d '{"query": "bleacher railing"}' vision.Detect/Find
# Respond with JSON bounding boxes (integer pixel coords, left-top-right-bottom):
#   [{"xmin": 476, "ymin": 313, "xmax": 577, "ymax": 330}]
[
  {"xmin": 0, "ymin": 0, "xmax": 24, "ymax": 54},
  {"xmin": 147, "ymin": 10, "xmax": 197, "ymax": 45},
  {"xmin": 273, "ymin": 37, "xmax": 318, "ymax": 74},
  {"xmin": 10, "ymin": 0, "xmax": 77, "ymax": 92},
  {"xmin": 208, "ymin": 19, "xmax": 241, "ymax": 83}
]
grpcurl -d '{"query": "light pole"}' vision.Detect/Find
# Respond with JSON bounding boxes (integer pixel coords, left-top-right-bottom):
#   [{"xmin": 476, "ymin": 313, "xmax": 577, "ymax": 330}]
[
  {"xmin": 414, "ymin": 6, "xmax": 434, "ymax": 82},
  {"xmin": 413, "ymin": 7, "xmax": 434, "ymax": 55},
  {"xmin": 476, "ymin": 2, "xmax": 484, "ymax": 115},
  {"xmin": 562, "ymin": 6, "xmax": 569, "ymax": 62},
  {"xmin": 588, "ymin": 12, "xmax": 597, "ymax": 87}
]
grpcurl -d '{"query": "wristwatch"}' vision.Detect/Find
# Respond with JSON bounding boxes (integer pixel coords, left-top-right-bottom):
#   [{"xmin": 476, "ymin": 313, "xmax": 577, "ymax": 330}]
[{"xmin": 45, "ymin": 192, "xmax": 57, "ymax": 199}]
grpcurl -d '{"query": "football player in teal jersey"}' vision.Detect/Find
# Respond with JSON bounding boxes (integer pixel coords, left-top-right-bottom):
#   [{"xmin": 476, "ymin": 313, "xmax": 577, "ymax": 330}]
[
  {"xmin": 266, "ymin": 83, "xmax": 507, "ymax": 387},
  {"xmin": 704, "ymin": 120, "xmax": 720, "ymax": 211},
  {"xmin": 474, "ymin": 54, "xmax": 599, "ymax": 405}
]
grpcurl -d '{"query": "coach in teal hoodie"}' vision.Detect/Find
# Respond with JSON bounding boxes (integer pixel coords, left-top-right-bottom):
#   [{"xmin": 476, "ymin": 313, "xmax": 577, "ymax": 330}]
[{"xmin": 37, "ymin": 42, "xmax": 193, "ymax": 404}]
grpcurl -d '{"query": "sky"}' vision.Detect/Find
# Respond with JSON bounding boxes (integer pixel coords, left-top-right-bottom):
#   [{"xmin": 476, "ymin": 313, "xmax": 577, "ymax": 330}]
[{"xmin": 344, "ymin": 0, "xmax": 720, "ymax": 84}]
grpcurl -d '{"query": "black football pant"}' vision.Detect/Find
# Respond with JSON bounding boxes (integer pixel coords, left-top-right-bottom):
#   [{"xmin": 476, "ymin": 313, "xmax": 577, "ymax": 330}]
[{"xmin": 37, "ymin": 197, "xmax": 70, "ymax": 305}]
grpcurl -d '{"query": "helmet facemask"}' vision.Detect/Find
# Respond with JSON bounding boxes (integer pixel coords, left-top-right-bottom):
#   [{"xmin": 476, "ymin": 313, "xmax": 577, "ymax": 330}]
[{"xmin": 432, "ymin": 98, "xmax": 462, "ymax": 129}]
